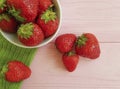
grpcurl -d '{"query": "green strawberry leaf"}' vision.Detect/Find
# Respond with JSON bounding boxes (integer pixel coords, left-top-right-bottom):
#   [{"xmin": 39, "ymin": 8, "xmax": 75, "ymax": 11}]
[
  {"xmin": 67, "ymin": 51, "xmax": 75, "ymax": 56},
  {"xmin": 17, "ymin": 22, "xmax": 34, "ymax": 39},
  {"xmin": 76, "ymin": 34, "xmax": 88, "ymax": 47},
  {"xmin": 0, "ymin": 64, "xmax": 8, "ymax": 78},
  {"xmin": 8, "ymin": 6, "xmax": 25, "ymax": 22},
  {"xmin": 0, "ymin": 13, "xmax": 10, "ymax": 22},
  {"xmin": 41, "ymin": 7, "xmax": 57, "ymax": 23},
  {"xmin": 0, "ymin": 0, "xmax": 6, "ymax": 10}
]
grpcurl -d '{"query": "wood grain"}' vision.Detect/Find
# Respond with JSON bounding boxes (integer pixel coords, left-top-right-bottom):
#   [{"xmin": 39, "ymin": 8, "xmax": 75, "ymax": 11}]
[
  {"xmin": 22, "ymin": 0, "xmax": 120, "ymax": 89},
  {"xmin": 21, "ymin": 43, "xmax": 120, "ymax": 89},
  {"xmin": 60, "ymin": 0, "xmax": 120, "ymax": 42}
]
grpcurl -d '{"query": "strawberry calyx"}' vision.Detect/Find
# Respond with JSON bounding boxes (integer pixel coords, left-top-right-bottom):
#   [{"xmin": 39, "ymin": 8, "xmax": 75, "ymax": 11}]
[
  {"xmin": 0, "ymin": 0, "xmax": 6, "ymax": 10},
  {"xmin": 76, "ymin": 34, "xmax": 88, "ymax": 47},
  {"xmin": 0, "ymin": 13, "xmax": 10, "ymax": 21},
  {"xmin": 8, "ymin": 6, "xmax": 25, "ymax": 22},
  {"xmin": 0, "ymin": 64, "xmax": 8, "ymax": 78},
  {"xmin": 67, "ymin": 51, "xmax": 75, "ymax": 56},
  {"xmin": 41, "ymin": 7, "xmax": 57, "ymax": 23},
  {"xmin": 17, "ymin": 22, "xmax": 34, "ymax": 39}
]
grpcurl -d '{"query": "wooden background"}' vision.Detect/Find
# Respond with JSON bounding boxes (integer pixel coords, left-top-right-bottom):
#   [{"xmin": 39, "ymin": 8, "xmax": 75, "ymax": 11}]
[{"xmin": 22, "ymin": 0, "xmax": 120, "ymax": 89}]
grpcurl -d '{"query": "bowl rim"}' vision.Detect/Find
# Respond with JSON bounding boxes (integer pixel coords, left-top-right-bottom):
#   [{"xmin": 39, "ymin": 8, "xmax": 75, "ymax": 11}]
[{"xmin": 0, "ymin": 0, "xmax": 62, "ymax": 49}]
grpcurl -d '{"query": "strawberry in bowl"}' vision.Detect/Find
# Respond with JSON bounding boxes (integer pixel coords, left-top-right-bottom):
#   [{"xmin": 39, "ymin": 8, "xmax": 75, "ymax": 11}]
[
  {"xmin": 0, "ymin": 0, "xmax": 6, "ymax": 14},
  {"xmin": 0, "ymin": 0, "xmax": 62, "ymax": 48}
]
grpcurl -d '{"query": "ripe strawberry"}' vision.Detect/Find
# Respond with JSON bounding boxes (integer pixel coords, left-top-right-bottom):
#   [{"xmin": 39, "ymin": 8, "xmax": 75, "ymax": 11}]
[
  {"xmin": 55, "ymin": 34, "xmax": 77, "ymax": 53},
  {"xmin": 0, "ymin": 9, "xmax": 3, "ymax": 14},
  {"xmin": 75, "ymin": 33, "xmax": 100, "ymax": 59},
  {"xmin": 37, "ymin": 8, "xmax": 59, "ymax": 38},
  {"xmin": 62, "ymin": 51, "xmax": 79, "ymax": 72},
  {"xmin": 0, "ymin": 0, "xmax": 6, "ymax": 14},
  {"xmin": 0, "ymin": 13, "xmax": 18, "ymax": 33},
  {"xmin": 7, "ymin": 0, "xmax": 39, "ymax": 23},
  {"xmin": 39, "ymin": 0, "xmax": 52, "ymax": 14},
  {"xmin": 17, "ymin": 22, "xmax": 44, "ymax": 46},
  {"xmin": 0, "ymin": 8, "xmax": 5, "ymax": 14},
  {"xmin": 0, "ymin": 60, "xmax": 31, "ymax": 82}
]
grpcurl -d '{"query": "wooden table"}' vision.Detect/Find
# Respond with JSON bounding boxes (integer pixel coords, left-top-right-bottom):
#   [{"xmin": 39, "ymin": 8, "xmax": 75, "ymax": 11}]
[{"xmin": 22, "ymin": 0, "xmax": 120, "ymax": 89}]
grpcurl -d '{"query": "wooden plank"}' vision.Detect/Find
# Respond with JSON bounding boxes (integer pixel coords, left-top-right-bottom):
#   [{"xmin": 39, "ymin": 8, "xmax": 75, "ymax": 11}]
[
  {"xmin": 58, "ymin": 0, "xmax": 120, "ymax": 42},
  {"xmin": 22, "ymin": 43, "xmax": 120, "ymax": 89}
]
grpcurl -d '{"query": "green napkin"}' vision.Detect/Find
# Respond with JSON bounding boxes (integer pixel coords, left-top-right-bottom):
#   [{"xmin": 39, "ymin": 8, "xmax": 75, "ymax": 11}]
[{"xmin": 0, "ymin": 33, "xmax": 37, "ymax": 89}]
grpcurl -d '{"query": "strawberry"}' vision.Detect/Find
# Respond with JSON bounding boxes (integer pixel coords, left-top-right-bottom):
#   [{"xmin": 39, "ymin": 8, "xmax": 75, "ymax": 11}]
[
  {"xmin": 0, "ymin": 9, "xmax": 3, "ymax": 14},
  {"xmin": 0, "ymin": 8, "xmax": 5, "ymax": 14},
  {"xmin": 0, "ymin": 60, "xmax": 31, "ymax": 82},
  {"xmin": 39, "ymin": 0, "xmax": 52, "ymax": 14},
  {"xmin": 55, "ymin": 34, "xmax": 77, "ymax": 53},
  {"xmin": 0, "ymin": 13, "xmax": 18, "ymax": 33},
  {"xmin": 7, "ymin": 0, "xmax": 39, "ymax": 23},
  {"xmin": 37, "ymin": 8, "xmax": 59, "ymax": 38},
  {"xmin": 62, "ymin": 51, "xmax": 79, "ymax": 72},
  {"xmin": 0, "ymin": 0, "xmax": 6, "ymax": 14},
  {"xmin": 75, "ymin": 33, "xmax": 100, "ymax": 59},
  {"xmin": 17, "ymin": 22, "xmax": 44, "ymax": 46}
]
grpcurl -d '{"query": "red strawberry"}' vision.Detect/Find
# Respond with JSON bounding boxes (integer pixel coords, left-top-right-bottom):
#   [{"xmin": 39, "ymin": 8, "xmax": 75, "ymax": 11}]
[
  {"xmin": 0, "ymin": 9, "xmax": 3, "ymax": 14},
  {"xmin": 39, "ymin": 0, "xmax": 52, "ymax": 14},
  {"xmin": 62, "ymin": 51, "xmax": 79, "ymax": 72},
  {"xmin": 0, "ymin": 8, "xmax": 5, "ymax": 14},
  {"xmin": 7, "ymin": 0, "xmax": 39, "ymax": 23},
  {"xmin": 37, "ymin": 8, "xmax": 59, "ymax": 38},
  {"xmin": 17, "ymin": 22, "xmax": 44, "ymax": 46},
  {"xmin": 0, "ymin": 60, "xmax": 31, "ymax": 82},
  {"xmin": 0, "ymin": 13, "xmax": 18, "ymax": 33},
  {"xmin": 75, "ymin": 33, "xmax": 100, "ymax": 59},
  {"xmin": 55, "ymin": 34, "xmax": 77, "ymax": 53},
  {"xmin": 0, "ymin": 0, "xmax": 6, "ymax": 14}
]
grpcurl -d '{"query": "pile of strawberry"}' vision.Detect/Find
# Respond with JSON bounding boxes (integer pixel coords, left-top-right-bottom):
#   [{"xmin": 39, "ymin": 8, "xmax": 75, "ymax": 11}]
[
  {"xmin": 0, "ymin": 0, "xmax": 101, "ymax": 83},
  {"xmin": 0, "ymin": 0, "xmax": 59, "ymax": 46},
  {"xmin": 55, "ymin": 33, "xmax": 101, "ymax": 72},
  {"xmin": 0, "ymin": 33, "xmax": 101, "ymax": 83}
]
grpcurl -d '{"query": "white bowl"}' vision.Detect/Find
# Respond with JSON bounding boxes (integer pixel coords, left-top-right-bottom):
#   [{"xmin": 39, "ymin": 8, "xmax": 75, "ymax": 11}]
[{"xmin": 0, "ymin": 0, "xmax": 62, "ymax": 48}]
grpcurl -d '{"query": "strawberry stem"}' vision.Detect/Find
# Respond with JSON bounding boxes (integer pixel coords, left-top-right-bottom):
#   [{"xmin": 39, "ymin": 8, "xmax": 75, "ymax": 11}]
[
  {"xmin": 17, "ymin": 22, "xmax": 34, "ymax": 39},
  {"xmin": 0, "ymin": 13, "xmax": 10, "ymax": 22},
  {"xmin": 76, "ymin": 34, "xmax": 88, "ymax": 46},
  {"xmin": 0, "ymin": 0, "xmax": 6, "ymax": 10},
  {"xmin": 8, "ymin": 6, "xmax": 25, "ymax": 22},
  {"xmin": 67, "ymin": 51, "xmax": 75, "ymax": 56},
  {"xmin": 41, "ymin": 7, "xmax": 57, "ymax": 23}
]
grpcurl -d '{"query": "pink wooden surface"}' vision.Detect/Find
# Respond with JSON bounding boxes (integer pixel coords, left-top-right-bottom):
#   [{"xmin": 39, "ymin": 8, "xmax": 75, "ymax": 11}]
[{"xmin": 22, "ymin": 0, "xmax": 120, "ymax": 89}]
